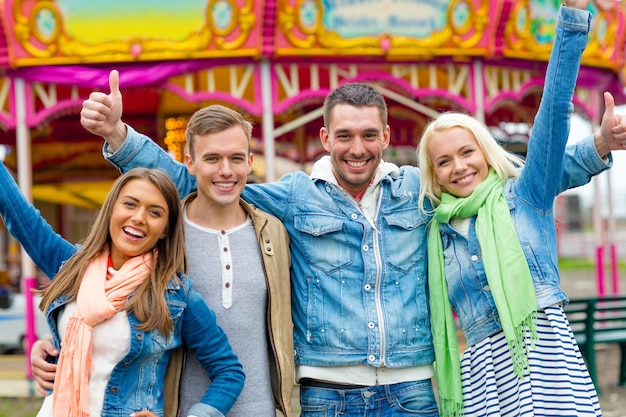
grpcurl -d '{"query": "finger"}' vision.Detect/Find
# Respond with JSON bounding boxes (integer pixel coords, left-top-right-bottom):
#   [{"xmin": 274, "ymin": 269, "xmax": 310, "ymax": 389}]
[
  {"xmin": 604, "ymin": 91, "xmax": 615, "ymax": 120},
  {"xmin": 87, "ymin": 91, "xmax": 111, "ymax": 105},
  {"xmin": 36, "ymin": 384, "xmax": 47, "ymax": 396},
  {"xmin": 81, "ymin": 106, "xmax": 108, "ymax": 122},
  {"xmin": 109, "ymin": 69, "xmax": 120, "ymax": 97}
]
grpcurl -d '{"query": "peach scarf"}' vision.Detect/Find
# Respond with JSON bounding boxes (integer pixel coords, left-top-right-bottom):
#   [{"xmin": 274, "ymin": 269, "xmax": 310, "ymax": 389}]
[{"xmin": 52, "ymin": 250, "xmax": 152, "ymax": 417}]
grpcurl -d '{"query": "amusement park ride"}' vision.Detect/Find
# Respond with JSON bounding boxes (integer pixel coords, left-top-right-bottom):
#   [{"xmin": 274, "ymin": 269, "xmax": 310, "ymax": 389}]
[
  {"xmin": 0, "ymin": 0, "xmax": 623, "ymax": 375},
  {"xmin": 0, "ymin": 0, "xmax": 622, "ymax": 201}
]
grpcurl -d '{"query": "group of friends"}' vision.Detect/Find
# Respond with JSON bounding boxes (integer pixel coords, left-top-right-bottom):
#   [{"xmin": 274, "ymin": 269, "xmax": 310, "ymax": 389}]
[{"xmin": 1, "ymin": 1, "xmax": 624, "ymax": 416}]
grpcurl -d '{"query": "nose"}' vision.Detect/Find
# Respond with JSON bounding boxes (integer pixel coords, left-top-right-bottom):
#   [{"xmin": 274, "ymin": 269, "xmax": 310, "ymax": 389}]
[
  {"xmin": 351, "ymin": 136, "xmax": 366, "ymax": 156},
  {"xmin": 452, "ymin": 157, "xmax": 466, "ymax": 173},
  {"xmin": 218, "ymin": 159, "xmax": 233, "ymax": 176},
  {"xmin": 131, "ymin": 207, "xmax": 147, "ymax": 224}
]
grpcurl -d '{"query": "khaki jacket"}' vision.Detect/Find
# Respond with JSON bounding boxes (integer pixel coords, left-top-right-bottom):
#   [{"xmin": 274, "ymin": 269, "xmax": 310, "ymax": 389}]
[{"xmin": 241, "ymin": 199, "xmax": 294, "ymax": 417}]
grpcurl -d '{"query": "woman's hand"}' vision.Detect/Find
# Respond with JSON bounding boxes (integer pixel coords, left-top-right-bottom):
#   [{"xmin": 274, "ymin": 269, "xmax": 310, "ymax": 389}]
[
  {"xmin": 563, "ymin": 0, "xmax": 591, "ymax": 10},
  {"xmin": 130, "ymin": 411, "xmax": 158, "ymax": 417}
]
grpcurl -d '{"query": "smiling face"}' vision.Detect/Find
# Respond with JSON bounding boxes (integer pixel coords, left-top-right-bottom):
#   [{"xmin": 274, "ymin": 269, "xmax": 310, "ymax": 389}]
[
  {"xmin": 185, "ymin": 125, "xmax": 253, "ymax": 209},
  {"xmin": 320, "ymin": 104, "xmax": 390, "ymax": 196},
  {"xmin": 427, "ymin": 126, "xmax": 490, "ymax": 197},
  {"xmin": 108, "ymin": 179, "xmax": 169, "ymax": 269}
]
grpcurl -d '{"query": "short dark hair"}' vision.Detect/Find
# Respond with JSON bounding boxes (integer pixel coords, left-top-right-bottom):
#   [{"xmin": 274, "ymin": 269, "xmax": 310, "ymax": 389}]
[{"xmin": 323, "ymin": 83, "xmax": 388, "ymax": 128}]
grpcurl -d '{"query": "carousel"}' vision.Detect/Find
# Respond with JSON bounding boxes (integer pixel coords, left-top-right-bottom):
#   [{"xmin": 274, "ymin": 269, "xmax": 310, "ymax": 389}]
[{"xmin": 0, "ymin": 0, "xmax": 624, "ymax": 372}]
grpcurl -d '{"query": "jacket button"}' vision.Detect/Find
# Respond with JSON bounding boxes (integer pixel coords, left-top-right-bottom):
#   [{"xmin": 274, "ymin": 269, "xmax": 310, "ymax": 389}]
[
  {"xmin": 136, "ymin": 334, "xmax": 143, "ymax": 341},
  {"xmin": 110, "ymin": 387, "xmax": 118, "ymax": 394},
  {"xmin": 471, "ymin": 255, "xmax": 478, "ymax": 261}
]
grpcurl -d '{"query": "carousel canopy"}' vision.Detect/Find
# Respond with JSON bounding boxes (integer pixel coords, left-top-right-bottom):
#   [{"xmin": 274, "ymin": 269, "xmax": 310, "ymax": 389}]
[{"xmin": 0, "ymin": 0, "xmax": 623, "ymax": 208}]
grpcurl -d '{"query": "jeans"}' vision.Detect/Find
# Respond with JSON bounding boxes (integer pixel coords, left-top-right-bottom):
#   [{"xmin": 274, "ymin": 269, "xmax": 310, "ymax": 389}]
[{"xmin": 299, "ymin": 379, "xmax": 439, "ymax": 416}]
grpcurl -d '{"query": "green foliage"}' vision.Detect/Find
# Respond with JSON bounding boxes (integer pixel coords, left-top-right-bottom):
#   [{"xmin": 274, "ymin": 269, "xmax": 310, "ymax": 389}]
[{"xmin": 559, "ymin": 257, "xmax": 626, "ymax": 271}]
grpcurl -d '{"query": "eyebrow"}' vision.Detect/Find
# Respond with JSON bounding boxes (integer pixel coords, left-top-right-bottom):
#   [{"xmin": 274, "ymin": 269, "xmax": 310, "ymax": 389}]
[
  {"xmin": 122, "ymin": 195, "xmax": 167, "ymax": 212},
  {"xmin": 333, "ymin": 127, "xmax": 380, "ymax": 135}
]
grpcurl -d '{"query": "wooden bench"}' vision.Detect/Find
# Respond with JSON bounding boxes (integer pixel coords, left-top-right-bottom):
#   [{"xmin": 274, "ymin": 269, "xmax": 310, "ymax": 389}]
[{"xmin": 565, "ymin": 295, "xmax": 626, "ymax": 395}]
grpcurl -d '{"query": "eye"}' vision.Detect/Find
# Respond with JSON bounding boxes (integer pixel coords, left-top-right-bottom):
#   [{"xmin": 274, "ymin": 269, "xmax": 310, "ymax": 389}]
[
  {"xmin": 205, "ymin": 156, "xmax": 218, "ymax": 162},
  {"xmin": 123, "ymin": 201, "xmax": 136, "ymax": 208},
  {"xmin": 149, "ymin": 209, "xmax": 164, "ymax": 217}
]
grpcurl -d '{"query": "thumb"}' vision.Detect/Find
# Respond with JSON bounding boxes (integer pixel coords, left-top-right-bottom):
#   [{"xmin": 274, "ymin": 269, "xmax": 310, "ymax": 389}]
[
  {"xmin": 109, "ymin": 69, "xmax": 120, "ymax": 97},
  {"xmin": 604, "ymin": 91, "xmax": 615, "ymax": 120}
]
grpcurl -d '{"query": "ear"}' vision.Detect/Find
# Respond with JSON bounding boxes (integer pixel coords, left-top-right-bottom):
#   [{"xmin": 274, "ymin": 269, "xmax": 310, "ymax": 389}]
[
  {"xmin": 247, "ymin": 152, "xmax": 254, "ymax": 175},
  {"xmin": 382, "ymin": 125, "xmax": 391, "ymax": 149},
  {"xmin": 320, "ymin": 127, "xmax": 331, "ymax": 152},
  {"xmin": 184, "ymin": 153, "xmax": 195, "ymax": 175}
]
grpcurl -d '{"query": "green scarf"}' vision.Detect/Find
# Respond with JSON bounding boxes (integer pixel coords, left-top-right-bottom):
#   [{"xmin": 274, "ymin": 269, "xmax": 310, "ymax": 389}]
[{"xmin": 427, "ymin": 169, "xmax": 538, "ymax": 417}]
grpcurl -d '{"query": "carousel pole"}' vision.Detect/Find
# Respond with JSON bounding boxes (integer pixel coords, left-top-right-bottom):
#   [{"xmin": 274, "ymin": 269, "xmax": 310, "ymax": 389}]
[
  {"xmin": 606, "ymin": 160, "xmax": 619, "ymax": 294},
  {"xmin": 14, "ymin": 77, "xmax": 36, "ymax": 394},
  {"xmin": 260, "ymin": 58, "xmax": 276, "ymax": 182},
  {"xmin": 591, "ymin": 91, "xmax": 606, "ymax": 296}
]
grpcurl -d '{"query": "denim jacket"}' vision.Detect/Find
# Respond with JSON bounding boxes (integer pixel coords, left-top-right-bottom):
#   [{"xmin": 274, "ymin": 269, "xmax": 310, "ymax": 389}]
[
  {"xmin": 0, "ymin": 162, "xmax": 245, "ymax": 417},
  {"xmin": 103, "ymin": 48, "xmax": 609, "ymax": 370},
  {"xmin": 436, "ymin": 6, "xmax": 597, "ymax": 347}
]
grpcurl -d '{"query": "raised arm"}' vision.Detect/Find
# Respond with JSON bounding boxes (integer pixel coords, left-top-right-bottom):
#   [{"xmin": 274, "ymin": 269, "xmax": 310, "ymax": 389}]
[
  {"xmin": 81, "ymin": 70, "xmax": 199, "ymax": 195},
  {"xmin": 0, "ymin": 162, "xmax": 75, "ymax": 278},
  {"xmin": 517, "ymin": 2, "xmax": 591, "ymax": 207},
  {"xmin": 558, "ymin": 91, "xmax": 626, "ymax": 191}
]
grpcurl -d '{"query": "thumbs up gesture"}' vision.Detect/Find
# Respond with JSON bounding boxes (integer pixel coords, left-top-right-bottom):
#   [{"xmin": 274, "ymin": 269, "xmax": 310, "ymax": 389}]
[{"xmin": 80, "ymin": 69, "xmax": 127, "ymax": 150}]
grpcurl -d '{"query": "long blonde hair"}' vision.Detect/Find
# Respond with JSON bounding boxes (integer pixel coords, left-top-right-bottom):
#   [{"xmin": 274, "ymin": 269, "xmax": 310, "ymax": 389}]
[
  {"xmin": 39, "ymin": 168, "xmax": 187, "ymax": 336},
  {"xmin": 417, "ymin": 112, "xmax": 524, "ymax": 212}
]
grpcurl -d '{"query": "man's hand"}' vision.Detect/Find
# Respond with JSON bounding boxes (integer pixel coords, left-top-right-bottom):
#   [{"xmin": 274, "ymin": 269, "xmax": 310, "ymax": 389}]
[
  {"xmin": 30, "ymin": 337, "xmax": 58, "ymax": 395},
  {"xmin": 80, "ymin": 69, "xmax": 127, "ymax": 151},
  {"xmin": 594, "ymin": 91, "xmax": 626, "ymax": 157}
]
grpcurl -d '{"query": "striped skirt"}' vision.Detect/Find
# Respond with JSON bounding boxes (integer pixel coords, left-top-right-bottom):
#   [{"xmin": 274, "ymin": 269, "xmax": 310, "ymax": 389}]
[{"xmin": 460, "ymin": 305, "xmax": 602, "ymax": 416}]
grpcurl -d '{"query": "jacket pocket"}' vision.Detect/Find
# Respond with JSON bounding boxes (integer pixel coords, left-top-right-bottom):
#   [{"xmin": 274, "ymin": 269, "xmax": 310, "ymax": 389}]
[
  {"xmin": 381, "ymin": 210, "xmax": 427, "ymax": 273},
  {"xmin": 294, "ymin": 212, "xmax": 352, "ymax": 274}
]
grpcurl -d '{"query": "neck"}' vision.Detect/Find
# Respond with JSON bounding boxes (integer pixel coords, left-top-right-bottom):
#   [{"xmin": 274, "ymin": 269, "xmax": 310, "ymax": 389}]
[{"xmin": 185, "ymin": 197, "xmax": 247, "ymax": 230}]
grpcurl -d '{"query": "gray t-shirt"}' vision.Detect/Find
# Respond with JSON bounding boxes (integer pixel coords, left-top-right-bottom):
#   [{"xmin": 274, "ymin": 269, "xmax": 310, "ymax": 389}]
[{"xmin": 180, "ymin": 211, "xmax": 275, "ymax": 417}]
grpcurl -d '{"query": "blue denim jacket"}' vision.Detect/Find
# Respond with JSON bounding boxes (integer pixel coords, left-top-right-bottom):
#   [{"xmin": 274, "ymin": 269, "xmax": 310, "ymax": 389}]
[
  {"xmin": 437, "ymin": 6, "xmax": 596, "ymax": 347},
  {"xmin": 104, "ymin": 131, "xmax": 608, "ymax": 371},
  {"xmin": 0, "ymin": 163, "xmax": 245, "ymax": 417},
  {"xmin": 103, "ymin": 31, "xmax": 609, "ymax": 368}
]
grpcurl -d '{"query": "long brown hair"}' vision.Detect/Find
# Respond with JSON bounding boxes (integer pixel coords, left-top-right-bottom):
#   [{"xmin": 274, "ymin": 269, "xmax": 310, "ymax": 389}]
[{"xmin": 39, "ymin": 168, "xmax": 187, "ymax": 336}]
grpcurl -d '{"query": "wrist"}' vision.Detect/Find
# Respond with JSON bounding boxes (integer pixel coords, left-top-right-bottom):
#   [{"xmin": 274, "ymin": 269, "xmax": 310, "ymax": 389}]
[
  {"xmin": 594, "ymin": 131, "xmax": 610, "ymax": 158},
  {"xmin": 105, "ymin": 122, "xmax": 127, "ymax": 152}
]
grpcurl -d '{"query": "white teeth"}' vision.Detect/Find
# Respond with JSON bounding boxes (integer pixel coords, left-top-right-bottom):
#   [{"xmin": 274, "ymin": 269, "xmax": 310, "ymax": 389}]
[
  {"xmin": 123, "ymin": 227, "xmax": 145, "ymax": 238},
  {"xmin": 456, "ymin": 175, "xmax": 473, "ymax": 185},
  {"xmin": 215, "ymin": 182, "xmax": 236, "ymax": 189},
  {"xmin": 347, "ymin": 161, "xmax": 366, "ymax": 168}
]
